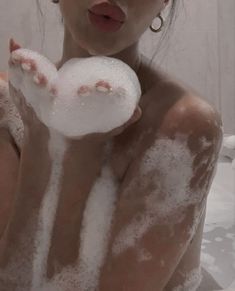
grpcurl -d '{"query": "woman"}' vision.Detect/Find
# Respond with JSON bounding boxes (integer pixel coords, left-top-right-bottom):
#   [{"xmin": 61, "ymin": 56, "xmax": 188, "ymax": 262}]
[{"xmin": 0, "ymin": 0, "xmax": 223, "ymax": 290}]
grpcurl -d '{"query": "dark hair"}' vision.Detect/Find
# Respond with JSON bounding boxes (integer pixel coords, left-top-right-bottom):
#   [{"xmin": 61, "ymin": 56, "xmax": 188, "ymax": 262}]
[
  {"xmin": 35, "ymin": 0, "xmax": 178, "ymax": 64},
  {"xmin": 149, "ymin": 0, "xmax": 179, "ymax": 67}
]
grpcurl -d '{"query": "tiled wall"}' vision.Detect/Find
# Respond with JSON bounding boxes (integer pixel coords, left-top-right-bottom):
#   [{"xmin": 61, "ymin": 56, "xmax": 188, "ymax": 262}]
[{"xmin": 0, "ymin": 0, "xmax": 234, "ymax": 133}]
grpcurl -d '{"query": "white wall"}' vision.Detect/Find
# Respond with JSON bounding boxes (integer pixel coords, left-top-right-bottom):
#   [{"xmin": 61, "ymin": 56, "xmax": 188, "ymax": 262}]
[
  {"xmin": 0, "ymin": 0, "xmax": 234, "ymax": 133},
  {"xmin": 140, "ymin": 0, "xmax": 235, "ymax": 134}
]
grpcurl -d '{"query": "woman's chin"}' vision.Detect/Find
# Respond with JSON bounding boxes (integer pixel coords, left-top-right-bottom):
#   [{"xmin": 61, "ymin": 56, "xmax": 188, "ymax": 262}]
[
  {"xmin": 88, "ymin": 47, "xmax": 122, "ymax": 57},
  {"xmin": 78, "ymin": 38, "xmax": 120, "ymax": 57}
]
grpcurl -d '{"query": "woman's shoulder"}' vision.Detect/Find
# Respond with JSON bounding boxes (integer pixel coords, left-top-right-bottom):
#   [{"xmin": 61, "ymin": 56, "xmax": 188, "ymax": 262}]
[{"xmin": 142, "ymin": 57, "xmax": 223, "ymax": 145}]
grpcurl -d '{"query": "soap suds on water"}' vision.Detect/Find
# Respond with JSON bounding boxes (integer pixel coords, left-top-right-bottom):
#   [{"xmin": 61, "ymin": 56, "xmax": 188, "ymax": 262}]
[
  {"xmin": 172, "ymin": 267, "xmax": 202, "ymax": 291},
  {"xmin": 200, "ymin": 252, "xmax": 222, "ymax": 274},
  {"xmin": 226, "ymin": 233, "xmax": 235, "ymax": 239},
  {"xmin": 214, "ymin": 237, "xmax": 223, "ymax": 242},
  {"xmin": 202, "ymin": 239, "xmax": 211, "ymax": 244}
]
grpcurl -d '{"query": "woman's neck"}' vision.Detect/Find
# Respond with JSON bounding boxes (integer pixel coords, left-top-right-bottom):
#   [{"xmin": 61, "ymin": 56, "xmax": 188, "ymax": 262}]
[{"xmin": 57, "ymin": 27, "xmax": 142, "ymax": 75}]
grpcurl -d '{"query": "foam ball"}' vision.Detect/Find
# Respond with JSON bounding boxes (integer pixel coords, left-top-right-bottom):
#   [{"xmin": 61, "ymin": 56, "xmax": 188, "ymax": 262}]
[{"xmin": 8, "ymin": 49, "xmax": 142, "ymax": 138}]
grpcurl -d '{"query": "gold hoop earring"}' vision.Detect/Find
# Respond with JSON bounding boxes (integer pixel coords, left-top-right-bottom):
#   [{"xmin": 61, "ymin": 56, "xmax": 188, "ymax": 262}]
[{"xmin": 150, "ymin": 14, "xmax": 164, "ymax": 33}]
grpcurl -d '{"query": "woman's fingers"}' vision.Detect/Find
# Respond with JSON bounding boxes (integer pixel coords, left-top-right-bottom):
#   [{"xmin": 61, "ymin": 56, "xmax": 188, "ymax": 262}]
[
  {"xmin": 0, "ymin": 72, "xmax": 8, "ymax": 82},
  {"xmin": 9, "ymin": 38, "xmax": 21, "ymax": 53}
]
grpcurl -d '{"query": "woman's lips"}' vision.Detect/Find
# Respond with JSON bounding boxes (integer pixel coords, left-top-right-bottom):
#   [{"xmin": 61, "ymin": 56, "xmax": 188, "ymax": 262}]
[
  {"xmin": 88, "ymin": 10, "xmax": 124, "ymax": 32},
  {"xmin": 89, "ymin": 2, "xmax": 126, "ymax": 22}
]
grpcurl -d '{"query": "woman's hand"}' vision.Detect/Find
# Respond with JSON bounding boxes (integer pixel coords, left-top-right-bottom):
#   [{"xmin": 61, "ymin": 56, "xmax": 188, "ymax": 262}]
[
  {"xmin": 0, "ymin": 39, "xmax": 143, "ymax": 289},
  {"xmin": 8, "ymin": 39, "xmax": 53, "ymax": 144},
  {"xmin": 8, "ymin": 38, "xmax": 142, "ymax": 144}
]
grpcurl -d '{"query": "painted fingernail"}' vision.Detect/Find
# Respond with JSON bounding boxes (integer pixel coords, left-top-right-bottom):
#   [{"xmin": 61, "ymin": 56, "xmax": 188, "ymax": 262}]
[
  {"xmin": 21, "ymin": 62, "xmax": 31, "ymax": 72},
  {"xmin": 49, "ymin": 86, "xmax": 57, "ymax": 96},
  {"xmin": 33, "ymin": 73, "xmax": 47, "ymax": 86},
  {"xmin": 33, "ymin": 74, "xmax": 41, "ymax": 84},
  {"xmin": 95, "ymin": 81, "xmax": 112, "ymax": 92}
]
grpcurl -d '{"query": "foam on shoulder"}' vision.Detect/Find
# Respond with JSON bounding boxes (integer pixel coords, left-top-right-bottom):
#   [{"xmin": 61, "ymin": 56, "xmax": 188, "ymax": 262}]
[{"xmin": 112, "ymin": 134, "xmax": 209, "ymax": 256}]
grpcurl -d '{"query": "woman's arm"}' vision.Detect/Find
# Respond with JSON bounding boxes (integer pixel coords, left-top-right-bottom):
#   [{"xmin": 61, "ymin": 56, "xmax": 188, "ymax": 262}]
[
  {"xmin": 98, "ymin": 94, "xmax": 223, "ymax": 291},
  {"xmin": 0, "ymin": 75, "xmax": 20, "ymax": 239},
  {"xmin": 0, "ymin": 127, "xmax": 19, "ymax": 239}
]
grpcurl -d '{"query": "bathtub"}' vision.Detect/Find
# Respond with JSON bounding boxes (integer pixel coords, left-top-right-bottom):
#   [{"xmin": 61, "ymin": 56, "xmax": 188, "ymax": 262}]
[{"xmin": 201, "ymin": 143, "xmax": 235, "ymax": 289}]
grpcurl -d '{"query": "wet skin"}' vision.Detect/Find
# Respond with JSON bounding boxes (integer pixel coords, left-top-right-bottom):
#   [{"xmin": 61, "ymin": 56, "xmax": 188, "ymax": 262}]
[{"xmin": 0, "ymin": 40, "xmax": 223, "ymax": 290}]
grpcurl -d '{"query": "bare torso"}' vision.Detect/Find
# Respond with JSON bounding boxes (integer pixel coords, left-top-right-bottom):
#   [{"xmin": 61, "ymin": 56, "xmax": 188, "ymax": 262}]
[{"xmin": 0, "ymin": 53, "xmax": 220, "ymax": 291}]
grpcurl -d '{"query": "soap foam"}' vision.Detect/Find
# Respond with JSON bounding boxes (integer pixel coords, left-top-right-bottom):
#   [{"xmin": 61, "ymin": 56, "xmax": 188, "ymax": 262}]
[
  {"xmin": 137, "ymin": 248, "xmax": 153, "ymax": 262},
  {"xmin": 172, "ymin": 267, "xmax": 202, "ymax": 291},
  {"xmin": 49, "ymin": 56, "xmax": 141, "ymax": 137},
  {"xmin": 0, "ymin": 78, "xmax": 24, "ymax": 150},
  {"xmin": 75, "ymin": 161, "xmax": 118, "ymax": 291},
  {"xmin": 41, "ymin": 154, "xmax": 119, "ymax": 291},
  {"xmin": 112, "ymin": 136, "xmax": 195, "ymax": 255},
  {"xmin": 199, "ymin": 136, "xmax": 213, "ymax": 148},
  {"xmin": 223, "ymin": 135, "xmax": 235, "ymax": 149},
  {"xmin": 112, "ymin": 134, "xmax": 210, "ymax": 256},
  {"xmin": 3, "ymin": 135, "xmax": 117, "ymax": 291},
  {"xmin": 8, "ymin": 49, "xmax": 142, "ymax": 138},
  {"xmin": 5, "ymin": 47, "xmax": 141, "ymax": 290},
  {"xmin": 0, "ymin": 213, "xmax": 40, "ymax": 291},
  {"xmin": 200, "ymin": 252, "xmax": 222, "ymax": 274},
  {"xmin": 31, "ymin": 130, "xmax": 67, "ymax": 291}
]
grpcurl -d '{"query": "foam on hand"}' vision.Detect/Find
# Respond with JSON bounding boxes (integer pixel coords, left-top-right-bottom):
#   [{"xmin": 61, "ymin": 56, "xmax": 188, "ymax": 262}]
[
  {"xmin": 5, "ymin": 47, "xmax": 142, "ymax": 291},
  {"xmin": 8, "ymin": 48, "xmax": 142, "ymax": 138}
]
